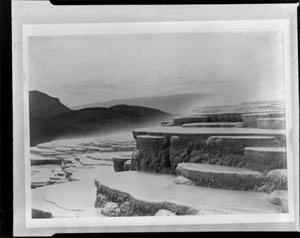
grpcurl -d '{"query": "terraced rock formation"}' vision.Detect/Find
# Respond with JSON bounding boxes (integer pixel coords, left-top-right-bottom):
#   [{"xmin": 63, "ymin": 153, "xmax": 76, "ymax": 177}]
[
  {"xmin": 32, "ymin": 100, "xmax": 289, "ymax": 218},
  {"xmin": 98, "ymin": 104, "xmax": 289, "ymax": 215}
]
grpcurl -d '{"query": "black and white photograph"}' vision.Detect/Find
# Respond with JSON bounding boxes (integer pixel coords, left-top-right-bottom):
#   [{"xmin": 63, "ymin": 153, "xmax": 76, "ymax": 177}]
[{"xmin": 11, "ymin": 1, "xmax": 299, "ymax": 235}]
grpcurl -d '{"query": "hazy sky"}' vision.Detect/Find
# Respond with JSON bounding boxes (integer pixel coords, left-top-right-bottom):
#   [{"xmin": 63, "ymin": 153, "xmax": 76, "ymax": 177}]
[{"xmin": 28, "ymin": 32, "xmax": 285, "ymax": 107}]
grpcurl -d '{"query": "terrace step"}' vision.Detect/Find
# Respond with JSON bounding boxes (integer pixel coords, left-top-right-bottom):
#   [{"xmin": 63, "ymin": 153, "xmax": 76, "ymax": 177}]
[
  {"xmin": 181, "ymin": 122, "xmax": 244, "ymax": 128},
  {"xmin": 242, "ymin": 112, "xmax": 285, "ymax": 128},
  {"xmin": 176, "ymin": 163, "xmax": 264, "ymax": 191},
  {"xmin": 244, "ymin": 147, "xmax": 287, "ymax": 172},
  {"xmin": 205, "ymin": 136, "xmax": 281, "ymax": 153},
  {"xmin": 257, "ymin": 118, "xmax": 286, "ymax": 130},
  {"xmin": 94, "ymin": 171, "xmax": 281, "ymax": 215}
]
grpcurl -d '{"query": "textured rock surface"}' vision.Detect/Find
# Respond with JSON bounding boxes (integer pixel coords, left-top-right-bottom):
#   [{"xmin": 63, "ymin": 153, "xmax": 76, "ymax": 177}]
[
  {"xmin": 244, "ymin": 147, "xmax": 287, "ymax": 172},
  {"xmin": 136, "ymin": 135, "xmax": 171, "ymax": 173},
  {"xmin": 257, "ymin": 118, "xmax": 286, "ymax": 130},
  {"xmin": 176, "ymin": 163, "xmax": 264, "ymax": 191},
  {"xmin": 258, "ymin": 169, "xmax": 288, "ymax": 193}
]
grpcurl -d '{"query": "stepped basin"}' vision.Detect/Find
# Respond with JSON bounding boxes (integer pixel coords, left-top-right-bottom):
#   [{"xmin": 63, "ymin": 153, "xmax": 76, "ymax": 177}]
[
  {"xmin": 257, "ymin": 118, "xmax": 286, "ymax": 130},
  {"xmin": 206, "ymin": 136, "xmax": 281, "ymax": 153},
  {"xmin": 173, "ymin": 116, "xmax": 210, "ymax": 126},
  {"xmin": 94, "ymin": 171, "xmax": 281, "ymax": 215},
  {"xmin": 176, "ymin": 163, "xmax": 264, "ymax": 191},
  {"xmin": 242, "ymin": 112, "xmax": 285, "ymax": 128},
  {"xmin": 182, "ymin": 122, "xmax": 244, "ymax": 128},
  {"xmin": 244, "ymin": 147, "xmax": 287, "ymax": 172}
]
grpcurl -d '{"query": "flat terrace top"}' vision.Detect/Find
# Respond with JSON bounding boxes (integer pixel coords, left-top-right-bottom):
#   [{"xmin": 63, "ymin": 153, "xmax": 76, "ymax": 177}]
[
  {"xmin": 94, "ymin": 171, "xmax": 279, "ymax": 214},
  {"xmin": 133, "ymin": 126, "xmax": 286, "ymax": 136}
]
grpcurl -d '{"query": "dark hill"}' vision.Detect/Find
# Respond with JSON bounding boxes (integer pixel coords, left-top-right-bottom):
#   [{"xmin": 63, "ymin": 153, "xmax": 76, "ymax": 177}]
[
  {"xmin": 30, "ymin": 90, "xmax": 71, "ymax": 117},
  {"xmin": 29, "ymin": 92, "xmax": 171, "ymax": 146}
]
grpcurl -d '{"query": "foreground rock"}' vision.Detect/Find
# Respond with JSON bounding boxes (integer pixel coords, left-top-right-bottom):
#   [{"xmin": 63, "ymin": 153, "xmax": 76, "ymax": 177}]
[{"xmin": 94, "ymin": 171, "xmax": 282, "ymax": 215}]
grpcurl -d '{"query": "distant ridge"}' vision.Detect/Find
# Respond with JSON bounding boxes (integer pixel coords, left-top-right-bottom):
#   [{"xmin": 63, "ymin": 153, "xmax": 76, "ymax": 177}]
[{"xmin": 71, "ymin": 93, "xmax": 229, "ymax": 114}]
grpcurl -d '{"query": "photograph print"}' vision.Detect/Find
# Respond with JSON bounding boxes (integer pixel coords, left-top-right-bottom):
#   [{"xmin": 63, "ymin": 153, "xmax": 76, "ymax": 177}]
[{"xmin": 23, "ymin": 21, "xmax": 293, "ymax": 227}]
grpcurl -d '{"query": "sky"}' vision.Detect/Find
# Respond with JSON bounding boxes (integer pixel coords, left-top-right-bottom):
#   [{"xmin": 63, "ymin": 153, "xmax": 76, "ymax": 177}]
[{"xmin": 28, "ymin": 32, "xmax": 285, "ymax": 108}]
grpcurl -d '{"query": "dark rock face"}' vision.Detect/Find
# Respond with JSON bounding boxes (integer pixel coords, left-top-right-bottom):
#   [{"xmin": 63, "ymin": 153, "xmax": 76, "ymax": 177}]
[{"xmin": 136, "ymin": 136, "xmax": 171, "ymax": 173}]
